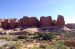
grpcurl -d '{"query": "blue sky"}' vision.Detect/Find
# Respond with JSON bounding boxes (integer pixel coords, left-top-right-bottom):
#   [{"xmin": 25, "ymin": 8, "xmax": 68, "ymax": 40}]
[{"xmin": 0, "ymin": 0, "xmax": 75, "ymax": 23}]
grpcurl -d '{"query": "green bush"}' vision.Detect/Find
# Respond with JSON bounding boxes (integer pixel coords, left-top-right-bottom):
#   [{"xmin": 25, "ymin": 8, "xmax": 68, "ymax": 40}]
[
  {"xmin": 32, "ymin": 32, "xmax": 55, "ymax": 40},
  {"xmin": 42, "ymin": 33, "xmax": 55, "ymax": 40}
]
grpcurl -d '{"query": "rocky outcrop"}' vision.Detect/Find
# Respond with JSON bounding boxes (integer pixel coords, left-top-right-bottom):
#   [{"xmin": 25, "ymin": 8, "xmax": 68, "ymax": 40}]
[
  {"xmin": 8, "ymin": 18, "xmax": 16, "ymax": 29},
  {"xmin": 22, "ymin": 16, "xmax": 31, "ymax": 27},
  {"xmin": 30, "ymin": 17, "xmax": 39, "ymax": 27},
  {"xmin": 40, "ymin": 16, "xmax": 52, "ymax": 27},
  {"xmin": 0, "ymin": 19, "xmax": 2, "ymax": 28},
  {"xmin": 52, "ymin": 20, "xmax": 56, "ymax": 26},
  {"xmin": 66, "ymin": 23, "xmax": 75, "ymax": 29},
  {"xmin": 1, "ymin": 19, "xmax": 9, "ymax": 29},
  {"xmin": 56, "ymin": 15, "xmax": 65, "ymax": 26},
  {"xmin": 0, "ymin": 15, "xmax": 65, "ymax": 29},
  {"xmin": 1, "ymin": 18, "xmax": 17, "ymax": 29}
]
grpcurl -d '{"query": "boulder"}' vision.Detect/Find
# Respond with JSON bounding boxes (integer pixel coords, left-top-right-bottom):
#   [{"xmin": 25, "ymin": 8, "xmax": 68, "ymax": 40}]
[{"xmin": 56, "ymin": 15, "xmax": 65, "ymax": 26}]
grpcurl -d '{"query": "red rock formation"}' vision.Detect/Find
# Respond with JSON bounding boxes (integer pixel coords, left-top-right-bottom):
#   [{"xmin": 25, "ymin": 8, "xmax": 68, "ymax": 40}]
[
  {"xmin": 66, "ymin": 23, "xmax": 75, "ymax": 29},
  {"xmin": 40, "ymin": 16, "xmax": 52, "ymax": 27},
  {"xmin": 19, "ymin": 18, "xmax": 23, "ymax": 26},
  {"xmin": 30, "ymin": 17, "xmax": 39, "ymax": 27},
  {"xmin": 1, "ymin": 19, "xmax": 9, "ymax": 29},
  {"xmin": 15, "ymin": 20, "xmax": 19, "ymax": 28},
  {"xmin": 52, "ymin": 20, "xmax": 56, "ymax": 26},
  {"xmin": 22, "ymin": 16, "xmax": 30, "ymax": 27},
  {"xmin": 0, "ymin": 19, "xmax": 2, "ymax": 28},
  {"xmin": 8, "ymin": 18, "xmax": 16, "ymax": 29},
  {"xmin": 47, "ymin": 16, "xmax": 52, "ymax": 26},
  {"xmin": 40, "ymin": 16, "xmax": 45, "ymax": 26},
  {"xmin": 56, "ymin": 15, "xmax": 65, "ymax": 26},
  {"xmin": 0, "ymin": 15, "xmax": 65, "ymax": 29}
]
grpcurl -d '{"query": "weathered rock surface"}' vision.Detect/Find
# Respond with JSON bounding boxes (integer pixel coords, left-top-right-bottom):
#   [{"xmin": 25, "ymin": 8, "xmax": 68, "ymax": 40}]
[
  {"xmin": 0, "ymin": 15, "xmax": 65, "ymax": 29},
  {"xmin": 0, "ymin": 19, "xmax": 2, "ymax": 28},
  {"xmin": 40, "ymin": 16, "xmax": 52, "ymax": 27},
  {"xmin": 52, "ymin": 20, "xmax": 56, "ymax": 26},
  {"xmin": 1, "ymin": 19, "xmax": 9, "ymax": 29},
  {"xmin": 22, "ymin": 16, "xmax": 31, "ymax": 27},
  {"xmin": 56, "ymin": 15, "xmax": 65, "ymax": 26},
  {"xmin": 30, "ymin": 17, "xmax": 39, "ymax": 27},
  {"xmin": 66, "ymin": 23, "xmax": 75, "ymax": 29},
  {"xmin": 8, "ymin": 18, "xmax": 16, "ymax": 29}
]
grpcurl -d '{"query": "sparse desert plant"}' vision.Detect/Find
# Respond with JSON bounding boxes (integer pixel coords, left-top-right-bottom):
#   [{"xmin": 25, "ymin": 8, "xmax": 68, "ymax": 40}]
[
  {"xmin": 30, "ymin": 40, "xmax": 70, "ymax": 49},
  {"xmin": 48, "ymin": 40, "xmax": 70, "ymax": 49},
  {"xmin": 30, "ymin": 45, "xmax": 44, "ymax": 49},
  {"xmin": 12, "ymin": 37, "xmax": 18, "ymax": 41},
  {"xmin": 11, "ymin": 41, "xmax": 22, "ymax": 49},
  {"xmin": 17, "ymin": 35, "xmax": 27, "ymax": 39},
  {"xmin": 0, "ymin": 35, "xmax": 18, "ymax": 41},
  {"xmin": 32, "ymin": 32, "xmax": 55, "ymax": 40},
  {"xmin": 0, "ymin": 46, "xmax": 6, "ymax": 49},
  {"xmin": 30, "ymin": 45, "xmax": 38, "ymax": 49},
  {"xmin": 0, "ymin": 41, "xmax": 22, "ymax": 49},
  {"xmin": 42, "ymin": 33, "xmax": 55, "ymax": 40},
  {"xmin": 33, "ymin": 33, "xmax": 43, "ymax": 39}
]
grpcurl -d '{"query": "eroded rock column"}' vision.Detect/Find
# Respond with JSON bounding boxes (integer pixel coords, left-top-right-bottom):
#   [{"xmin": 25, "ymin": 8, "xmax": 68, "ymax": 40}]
[{"xmin": 56, "ymin": 15, "xmax": 65, "ymax": 26}]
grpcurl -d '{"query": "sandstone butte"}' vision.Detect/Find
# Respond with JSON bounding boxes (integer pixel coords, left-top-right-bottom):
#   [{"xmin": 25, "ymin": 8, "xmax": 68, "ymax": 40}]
[{"xmin": 0, "ymin": 15, "xmax": 65, "ymax": 29}]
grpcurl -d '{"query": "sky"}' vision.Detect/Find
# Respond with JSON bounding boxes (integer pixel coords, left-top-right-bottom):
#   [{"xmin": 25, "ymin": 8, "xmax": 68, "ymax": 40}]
[{"xmin": 0, "ymin": 0, "xmax": 75, "ymax": 23}]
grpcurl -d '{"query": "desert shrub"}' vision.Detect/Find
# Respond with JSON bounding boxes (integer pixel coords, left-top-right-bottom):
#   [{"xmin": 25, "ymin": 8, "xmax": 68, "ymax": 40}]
[
  {"xmin": 47, "ymin": 40, "xmax": 70, "ymax": 49},
  {"xmin": 0, "ymin": 35, "xmax": 18, "ymax": 41},
  {"xmin": 30, "ymin": 46, "xmax": 38, "ymax": 49},
  {"xmin": 30, "ymin": 45, "xmax": 44, "ymax": 49},
  {"xmin": 40, "ymin": 45, "xmax": 46, "ymax": 49},
  {"xmin": 12, "ymin": 37, "xmax": 18, "ymax": 41},
  {"xmin": 11, "ymin": 42, "xmax": 22, "ymax": 49},
  {"xmin": 17, "ymin": 35, "xmax": 27, "ymax": 39},
  {"xmin": 42, "ymin": 33, "xmax": 55, "ymax": 40},
  {"xmin": 0, "ymin": 35, "xmax": 11, "ymax": 41},
  {"xmin": 0, "ymin": 41, "xmax": 22, "ymax": 49},
  {"xmin": 0, "ymin": 46, "xmax": 5, "ymax": 49},
  {"xmin": 33, "ymin": 33, "xmax": 43, "ymax": 39},
  {"xmin": 42, "ymin": 34, "xmax": 49, "ymax": 40},
  {"xmin": 29, "ymin": 40, "xmax": 70, "ymax": 49},
  {"xmin": 32, "ymin": 32, "xmax": 55, "ymax": 40}
]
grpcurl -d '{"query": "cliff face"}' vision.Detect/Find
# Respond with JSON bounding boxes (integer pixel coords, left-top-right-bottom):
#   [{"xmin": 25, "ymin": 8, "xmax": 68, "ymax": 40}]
[{"xmin": 0, "ymin": 15, "xmax": 65, "ymax": 29}]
